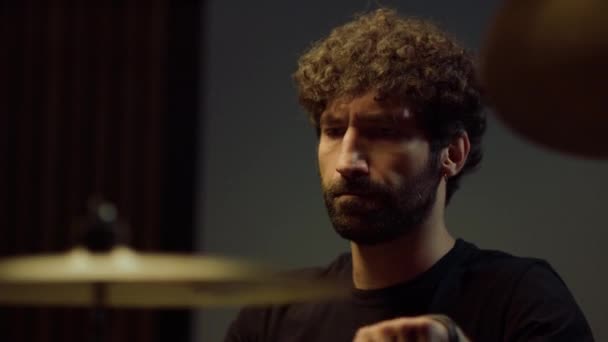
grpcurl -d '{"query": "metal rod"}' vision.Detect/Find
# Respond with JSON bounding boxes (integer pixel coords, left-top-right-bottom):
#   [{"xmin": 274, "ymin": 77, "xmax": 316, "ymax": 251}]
[{"xmin": 91, "ymin": 282, "xmax": 107, "ymax": 342}]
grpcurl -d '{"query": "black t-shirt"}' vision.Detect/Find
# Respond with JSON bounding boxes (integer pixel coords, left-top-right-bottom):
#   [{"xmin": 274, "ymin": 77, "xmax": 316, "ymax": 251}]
[{"xmin": 225, "ymin": 239, "xmax": 594, "ymax": 341}]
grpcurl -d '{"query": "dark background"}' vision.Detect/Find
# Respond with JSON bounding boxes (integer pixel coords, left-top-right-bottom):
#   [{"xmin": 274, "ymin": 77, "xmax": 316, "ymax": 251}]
[{"xmin": 196, "ymin": 0, "xmax": 607, "ymax": 341}]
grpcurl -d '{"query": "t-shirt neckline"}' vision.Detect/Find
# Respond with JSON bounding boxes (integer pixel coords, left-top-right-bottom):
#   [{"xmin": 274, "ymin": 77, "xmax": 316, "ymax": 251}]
[{"xmin": 348, "ymin": 238, "xmax": 468, "ymax": 305}]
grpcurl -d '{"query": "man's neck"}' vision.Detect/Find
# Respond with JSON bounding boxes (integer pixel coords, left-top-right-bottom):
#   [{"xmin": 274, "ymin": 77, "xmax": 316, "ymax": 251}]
[{"xmin": 350, "ymin": 207, "xmax": 455, "ymax": 290}]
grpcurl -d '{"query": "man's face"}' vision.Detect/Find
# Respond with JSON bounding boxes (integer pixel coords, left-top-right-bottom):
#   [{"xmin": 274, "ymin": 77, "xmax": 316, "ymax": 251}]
[{"xmin": 318, "ymin": 90, "xmax": 442, "ymax": 245}]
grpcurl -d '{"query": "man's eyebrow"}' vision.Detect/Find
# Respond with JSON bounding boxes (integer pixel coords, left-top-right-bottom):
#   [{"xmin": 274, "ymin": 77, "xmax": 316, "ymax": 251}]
[
  {"xmin": 319, "ymin": 109, "xmax": 414, "ymax": 125},
  {"xmin": 319, "ymin": 113, "xmax": 345, "ymax": 125},
  {"xmin": 356, "ymin": 115, "xmax": 395, "ymax": 125},
  {"xmin": 356, "ymin": 111, "xmax": 412, "ymax": 125}
]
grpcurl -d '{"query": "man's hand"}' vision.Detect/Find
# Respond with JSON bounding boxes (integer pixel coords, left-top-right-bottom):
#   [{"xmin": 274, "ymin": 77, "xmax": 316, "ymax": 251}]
[{"xmin": 353, "ymin": 315, "xmax": 470, "ymax": 342}]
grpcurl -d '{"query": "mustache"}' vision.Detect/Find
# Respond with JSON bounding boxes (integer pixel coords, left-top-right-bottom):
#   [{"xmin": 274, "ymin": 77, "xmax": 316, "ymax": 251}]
[{"xmin": 324, "ymin": 178, "xmax": 390, "ymax": 198}]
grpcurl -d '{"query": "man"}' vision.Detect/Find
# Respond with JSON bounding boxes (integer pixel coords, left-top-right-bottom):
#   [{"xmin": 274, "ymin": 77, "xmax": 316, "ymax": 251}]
[{"xmin": 225, "ymin": 8, "xmax": 594, "ymax": 341}]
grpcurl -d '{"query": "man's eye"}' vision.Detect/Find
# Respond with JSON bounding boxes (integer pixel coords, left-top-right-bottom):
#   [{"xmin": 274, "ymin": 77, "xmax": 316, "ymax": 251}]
[
  {"xmin": 322, "ymin": 127, "xmax": 345, "ymax": 138},
  {"xmin": 368, "ymin": 127, "xmax": 399, "ymax": 138}
]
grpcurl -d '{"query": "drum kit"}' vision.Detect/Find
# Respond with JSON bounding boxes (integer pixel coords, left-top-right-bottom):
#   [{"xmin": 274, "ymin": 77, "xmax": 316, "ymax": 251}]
[
  {"xmin": 480, "ymin": 0, "xmax": 607, "ymax": 159},
  {"xmin": 0, "ymin": 201, "xmax": 348, "ymax": 341},
  {"xmin": 0, "ymin": 0, "xmax": 606, "ymax": 338},
  {"xmin": 0, "ymin": 239, "xmax": 344, "ymax": 308},
  {"xmin": 0, "ymin": 201, "xmax": 346, "ymax": 309}
]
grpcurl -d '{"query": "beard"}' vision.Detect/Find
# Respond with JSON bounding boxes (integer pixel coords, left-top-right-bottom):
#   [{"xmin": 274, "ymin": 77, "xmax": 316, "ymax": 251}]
[{"xmin": 322, "ymin": 155, "xmax": 442, "ymax": 246}]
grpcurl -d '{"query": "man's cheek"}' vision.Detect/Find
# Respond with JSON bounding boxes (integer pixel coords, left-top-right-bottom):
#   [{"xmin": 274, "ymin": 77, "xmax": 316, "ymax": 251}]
[{"xmin": 385, "ymin": 171, "xmax": 404, "ymax": 189}]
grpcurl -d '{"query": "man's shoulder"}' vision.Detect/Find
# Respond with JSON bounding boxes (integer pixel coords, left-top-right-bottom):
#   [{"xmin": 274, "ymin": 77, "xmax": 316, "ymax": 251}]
[
  {"xmin": 441, "ymin": 240, "xmax": 572, "ymax": 312},
  {"xmin": 457, "ymin": 240, "xmax": 554, "ymax": 279},
  {"xmin": 440, "ymin": 240, "xmax": 594, "ymax": 341},
  {"xmin": 278, "ymin": 252, "xmax": 352, "ymax": 279}
]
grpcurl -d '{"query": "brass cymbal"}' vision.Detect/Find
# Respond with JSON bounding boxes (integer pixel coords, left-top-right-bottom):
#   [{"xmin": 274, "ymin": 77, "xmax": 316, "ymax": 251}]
[
  {"xmin": 480, "ymin": 0, "xmax": 608, "ymax": 159},
  {"xmin": 0, "ymin": 246, "xmax": 346, "ymax": 308}
]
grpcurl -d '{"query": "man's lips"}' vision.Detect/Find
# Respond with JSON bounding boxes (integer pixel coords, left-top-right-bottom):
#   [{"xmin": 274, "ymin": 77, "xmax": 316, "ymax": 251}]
[{"xmin": 334, "ymin": 191, "xmax": 374, "ymax": 198}]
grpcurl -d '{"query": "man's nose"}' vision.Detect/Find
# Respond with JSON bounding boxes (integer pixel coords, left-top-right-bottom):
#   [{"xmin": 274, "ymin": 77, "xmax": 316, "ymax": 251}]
[{"xmin": 335, "ymin": 130, "xmax": 369, "ymax": 179}]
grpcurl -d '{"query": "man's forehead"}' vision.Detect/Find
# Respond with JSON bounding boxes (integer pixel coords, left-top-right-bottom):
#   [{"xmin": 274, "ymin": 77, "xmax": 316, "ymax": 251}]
[{"xmin": 320, "ymin": 93, "xmax": 415, "ymax": 123}]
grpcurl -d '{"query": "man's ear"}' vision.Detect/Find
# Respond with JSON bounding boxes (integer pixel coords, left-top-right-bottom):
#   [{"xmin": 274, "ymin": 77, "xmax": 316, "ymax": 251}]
[{"xmin": 440, "ymin": 131, "xmax": 470, "ymax": 177}]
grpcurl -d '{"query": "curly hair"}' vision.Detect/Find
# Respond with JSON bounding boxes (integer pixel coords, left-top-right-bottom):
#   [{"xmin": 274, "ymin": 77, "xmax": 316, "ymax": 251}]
[{"xmin": 293, "ymin": 8, "xmax": 486, "ymax": 204}]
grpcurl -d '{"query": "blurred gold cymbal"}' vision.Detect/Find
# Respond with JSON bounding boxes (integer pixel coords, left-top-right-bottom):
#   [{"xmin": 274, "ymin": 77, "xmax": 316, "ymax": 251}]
[
  {"xmin": 480, "ymin": 0, "xmax": 608, "ymax": 159},
  {"xmin": 0, "ymin": 246, "xmax": 345, "ymax": 308}
]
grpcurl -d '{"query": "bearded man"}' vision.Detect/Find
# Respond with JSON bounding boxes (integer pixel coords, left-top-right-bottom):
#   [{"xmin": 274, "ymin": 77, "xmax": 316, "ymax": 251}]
[{"xmin": 224, "ymin": 8, "xmax": 593, "ymax": 342}]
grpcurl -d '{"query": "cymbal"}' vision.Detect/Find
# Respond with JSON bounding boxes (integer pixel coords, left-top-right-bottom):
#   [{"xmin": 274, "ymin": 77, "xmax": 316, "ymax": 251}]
[
  {"xmin": 480, "ymin": 0, "xmax": 608, "ymax": 159},
  {"xmin": 0, "ymin": 246, "xmax": 346, "ymax": 308}
]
